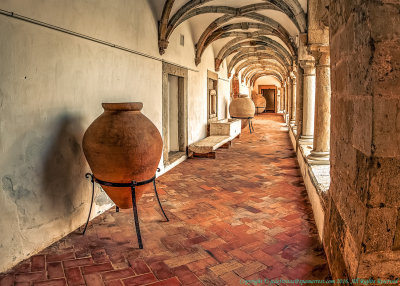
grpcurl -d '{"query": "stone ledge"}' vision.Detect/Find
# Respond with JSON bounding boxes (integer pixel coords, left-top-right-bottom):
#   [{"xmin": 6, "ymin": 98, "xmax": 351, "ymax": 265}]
[{"xmin": 287, "ymin": 123, "xmax": 330, "ymax": 241}]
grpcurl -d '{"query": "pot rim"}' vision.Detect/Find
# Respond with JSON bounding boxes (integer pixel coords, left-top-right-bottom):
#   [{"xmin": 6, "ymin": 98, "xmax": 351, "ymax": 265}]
[{"xmin": 102, "ymin": 102, "xmax": 143, "ymax": 111}]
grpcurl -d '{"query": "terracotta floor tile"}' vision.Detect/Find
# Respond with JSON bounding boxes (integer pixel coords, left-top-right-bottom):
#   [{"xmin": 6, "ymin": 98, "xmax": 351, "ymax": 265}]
[
  {"xmin": 33, "ymin": 278, "xmax": 67, "ymax": 286},
  {"xmin": 46, "ymin": 262, "xmax": 64, "ymax": 279},
  {"xmin": 172, "ymin": 265, "xmax": 200, "ymax": 285},
  {"xmin": 31, "ymin": 256, "xmax": 45, "ymax": 272},
  {"xmin": 101, "ymin": 268, "xmax": 135, "ymax": 281},
  {"xmin": 145, "ymin": 277, "xmax": 182, "ymax": 286},
  {"xmin": 122, "ymin": 273, "xmax": 157, "ymax": 286},
  {"xmin": 65, "ymin": 267, "xmax": 85, "ymax": 285},
  {"xmin": 105, "ymin": 280, "xmax": 123, "ymax": 286},
  {"xmin": 83, "ymin": 273, "xmax": 104, "ymax": 286},
  {"xmin": 1, "ymin": 114, "xmax": 330, "ymax": 285}
]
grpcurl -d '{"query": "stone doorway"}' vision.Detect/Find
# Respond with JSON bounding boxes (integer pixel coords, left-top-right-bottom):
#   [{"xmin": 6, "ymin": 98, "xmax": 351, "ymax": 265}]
[
  {"xmin": 162, "ymin": 63, "xmax": 188, "ymax": 166},
  {"xmin": 262, "ymin": 89, "xmax": 275, "ymax": 112},
  {"xmin": 258, "ymin": 85, "xmax": 278, "ymax": 113}
]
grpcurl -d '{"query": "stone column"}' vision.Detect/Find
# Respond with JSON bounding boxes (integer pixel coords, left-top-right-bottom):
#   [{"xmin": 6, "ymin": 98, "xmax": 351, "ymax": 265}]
[
  {"xmin": 295, "ymin": 67, "xmax": 304, "ymax": 137},
  {"xmin": 280, "ymin": 87, "xmax": 284, "ymax": 112},
  {"xmin": 284, "ymin": 82, "xmax": 288, "ymax": 113},
  {"xmin": 299, "ymin": 60, "xmax": 316, "ymax": 142},
  {"xmin": 307, "ymin": 46, "xmax": 330, "ymax": 164},
  {"xmin": 276, "ymin": 89, "xmax": 280, "ymax": 112},
  {"xmin": 290, "ymin": 75, "xmax": 297, "ymax": 125},
  {"xmin": 286, "ymin": 79, "xmax": 291, "ymax": 123}
]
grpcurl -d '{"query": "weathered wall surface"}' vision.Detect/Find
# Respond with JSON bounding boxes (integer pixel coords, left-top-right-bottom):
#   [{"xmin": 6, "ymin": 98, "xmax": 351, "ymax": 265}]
[
  {"xmin": 0, "ymin": 0, "xmax": 230, "ymax": 271},
  {"xmin": 327, "ymin": 0, "xmax": 400, "ymax": 279}
]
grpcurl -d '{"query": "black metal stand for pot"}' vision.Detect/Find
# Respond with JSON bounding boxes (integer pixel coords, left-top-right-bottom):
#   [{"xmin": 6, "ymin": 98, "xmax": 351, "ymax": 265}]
[
  {"xmin": 231, "ymin": 116, "xmax": 255, "ymax": 134},
  {"xmin": 80, "ymin": 169, "xmax": 169, "ymax": 249}
]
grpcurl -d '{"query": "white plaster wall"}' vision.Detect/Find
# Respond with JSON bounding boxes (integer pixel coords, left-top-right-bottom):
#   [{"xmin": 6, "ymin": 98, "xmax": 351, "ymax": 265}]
[
  {"xmin": 254, "ymin": 76, "xmax": 283, "ymax": 91},
  {"xmin": 0, "ymin": 0, "xmax": 231, "ymax": 271},
  {"xmin": 238, "ymin": 70, "xmax": 250, "ymax": 96},
  {"xmin": 187, "ymin": 44, "xmax": 230, "ymax": 144},
  {"xmin": 218, "ymin": 77, "xmax": 230, "ymax": 120}
]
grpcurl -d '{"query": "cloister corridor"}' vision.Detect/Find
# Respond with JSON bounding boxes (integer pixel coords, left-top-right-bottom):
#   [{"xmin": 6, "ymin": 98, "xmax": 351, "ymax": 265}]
[{"xmin": 0, "ymin": 114, "xmax": 331, "ymax": 285}]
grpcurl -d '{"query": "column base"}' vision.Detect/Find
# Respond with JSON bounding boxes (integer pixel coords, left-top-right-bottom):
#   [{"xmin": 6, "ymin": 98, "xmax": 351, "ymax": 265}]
[
  {"xmin": 299, "ymin": 135, "xmax": 313, "ymax": 144},
  {"xmin": 307, "ymin": 151, "xmax": 330, "ymax": 165}
]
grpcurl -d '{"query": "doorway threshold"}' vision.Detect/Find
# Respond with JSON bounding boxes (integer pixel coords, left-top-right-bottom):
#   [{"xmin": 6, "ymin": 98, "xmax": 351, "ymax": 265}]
[{"xmin": 163, "ymin": 152, "xmax": 187, "ymax": 175}]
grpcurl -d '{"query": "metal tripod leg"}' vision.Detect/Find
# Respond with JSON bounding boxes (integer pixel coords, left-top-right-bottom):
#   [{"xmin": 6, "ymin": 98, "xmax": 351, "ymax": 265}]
[
  {"xmin": 81, "ymin": 173, "xmax": 95, "ymax": 235},
  {"xmin": 153, "ymin": 179, "xmax": 169, "ymax": 222},
  {"xmin": 248, "ymin": 119, "xmax": 252, "ymax": 134},
  {"xmin": 131, "ymin": 184, "xmax": 143, "ymax": 249},
  {"xmin": 250, "ymin": 119, "xmax": 255, "ymax": 132}
]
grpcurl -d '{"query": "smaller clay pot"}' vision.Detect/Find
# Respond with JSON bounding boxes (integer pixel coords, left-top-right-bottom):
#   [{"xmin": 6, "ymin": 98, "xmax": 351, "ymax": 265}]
[
  {"xmin": 229, "ymin": 94, "xmax": 256, "ymax": 118},
  {"xmin": 229, "ymin": 94, "xmax": 255, "ymax": 129},
  {"xmin": 252, "ymin": 94, "xmax": 266, "ymax": 113}
]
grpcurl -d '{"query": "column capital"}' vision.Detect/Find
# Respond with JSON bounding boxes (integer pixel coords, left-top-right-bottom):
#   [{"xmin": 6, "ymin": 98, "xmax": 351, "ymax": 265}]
[
  {"xmin": 308, "ymin": 44, "xmax": 330, "ymax": 67},
  {"xmin": 291, "ymin": 75, "xmax": 297, "ymax": 85},
  {"xmin": 299, "ymin": 59, "xmax": 316, "ymax": 76}
]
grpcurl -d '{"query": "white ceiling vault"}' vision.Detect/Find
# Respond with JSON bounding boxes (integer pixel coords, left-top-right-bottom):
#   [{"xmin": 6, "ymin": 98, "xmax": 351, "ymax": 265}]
[{"xmin": 157, "ymin": 0, "xmax": 307, "ymax": 84}]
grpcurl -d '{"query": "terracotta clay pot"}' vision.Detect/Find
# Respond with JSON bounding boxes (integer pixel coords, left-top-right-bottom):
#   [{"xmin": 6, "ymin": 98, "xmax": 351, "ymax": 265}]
[
  {"xmin": 82, "ymin": 102, "xmax": 162, "ymax": 209},
  {"xmin": 252, "ymin": 94, "xmax": 266, "ymax": 113},
  {"xmin": 229, "ymin": 94, "xmax": 255, "ymax": 129}
]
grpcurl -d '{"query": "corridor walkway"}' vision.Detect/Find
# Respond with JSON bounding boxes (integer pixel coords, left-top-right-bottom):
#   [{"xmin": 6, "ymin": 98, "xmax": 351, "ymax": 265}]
[{"xmin": 1, "ymin": 114, "xmax": 331, "ymax": 285}]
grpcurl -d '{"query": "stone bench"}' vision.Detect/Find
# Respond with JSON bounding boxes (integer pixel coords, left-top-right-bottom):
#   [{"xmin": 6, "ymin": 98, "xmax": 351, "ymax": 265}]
[
  {"xmin": 188, "ymin": 119, "xmax": 241, "ymax": 159},
  {"xmin": 188, "ymin": 135, "xmax": 237, "ymax": 159}
]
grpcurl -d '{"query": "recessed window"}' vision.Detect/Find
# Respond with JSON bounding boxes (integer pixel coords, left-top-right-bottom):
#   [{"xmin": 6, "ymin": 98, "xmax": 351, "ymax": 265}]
[
  {"xmin": 180, "ymin": 34, "xmax": 184, "ymax": 46},
  {"xmin": 207, "ymin": 70, "xmax": 219, "ymax": 122}
]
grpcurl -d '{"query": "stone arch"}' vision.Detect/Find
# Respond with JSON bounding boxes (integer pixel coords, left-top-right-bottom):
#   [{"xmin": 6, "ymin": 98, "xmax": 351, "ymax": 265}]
[
  {"xmin": 203, "ymin": 23, "xmax": 296, "ymax": 60},
  {"xmin": 158, "ymin": 0, "xmax": 306, "ymax": 64},
  {"xmin": 235, "ymin": 59, "xmax": 288, "ymax": 76},
  {"xmin": 246, "ymin": 68, "xmax": 285, "ymax": 85},
  {"xmin": 228, "ymin": 52, "xmax": 290, "ymax": 76},
  {"xmin": 194, "ymin": 12, "xmax": 294, "ymax": 65},
  {"xmin": 225, "ymin": 46, "xmax": 291, "ymax": 69},
  {"xmin": 174, "ymin": 3, "xmax": 300, "ymax": 32},
  {"xmin": 249, "ymin": 71, "xmax": 284, "ymax": 86},
  {"xmin": 158, "ymin": 0, "xmax": 175, "ymax": 55},
  {"xmin": 215, "ymin": 37, "xmax": 292, "ymax": 70},
  {"xmin": 241, "ymin": 64, "xmax": 286, "ymax": 83}
]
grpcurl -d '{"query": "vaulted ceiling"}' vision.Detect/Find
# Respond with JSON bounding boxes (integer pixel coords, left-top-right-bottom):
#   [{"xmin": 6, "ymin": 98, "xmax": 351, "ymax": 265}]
[{"xmin": 156, "ymin": 0, "xmax": 307, "ymax": 86}]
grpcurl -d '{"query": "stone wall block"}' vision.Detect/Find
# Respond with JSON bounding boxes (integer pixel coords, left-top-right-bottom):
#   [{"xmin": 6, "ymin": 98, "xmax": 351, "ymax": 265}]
[
  {"xmin": 331, "ymin": 61, "xmax": 349, "ymax": 95},
  {"xmin": 322, "ymin": 199, "xmax": 350, "ymax": 279},
  {"xmin": 369, "ymin": 157, "xmax": 400, "ymax": 207},
  {"xmin": 354, "ymin": 151, "xmax": 371, "ymax": 204},
  {"xmin": 369, "ymin": 3, "xmax": 400, "ymax": 43},
  {"xmin": 330, "ymin": 165, "xmax": 367, "ymax": 245},
  {"xmin": 351, "ymin": 96, "xmax": 373, "ymax": 156},
  {"xmin": 343, "ymin": 228, "xmax": 361, "ymax": 278},
  {"xmin": 328, "ymin": 0, "xmax": 355, "ymax": 36},
  {"xmin": 347, "ymin": 46, "xmax": 374, "ymax": 96},
  {"xmin": 330, "ymin": 144, "xmax": 357, "ymax": 189},
  {"xmin": 372, "ymin": 97, "xmax": 400, "ymax": 157},
  {"xmin": 372, "ymin": 41, "xmax": 400, "ymax": 97},
  {"xmin": 363, "ymin": 208, "xmax": 397, "ymax": 252},
  {"xmin": 358, "ymin": 251, "xmax": 400, "ymax": 279},
  {"xmin": 331, "ymin": 97, "xmax": 353, "ymax": 144},
  {"xmin": 393, "ymin": 209, "xmax": 400, "ymax": 251},
  {"xmin": 328, "ymin": 198, "xmax": 347, "ymax": 252}
]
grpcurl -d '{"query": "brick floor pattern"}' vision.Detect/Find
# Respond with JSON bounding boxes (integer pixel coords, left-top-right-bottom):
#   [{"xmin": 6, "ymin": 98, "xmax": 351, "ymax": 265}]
[{"xmin": 1, "ymin": 114, "xmax": 331, "ymax": 285}]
